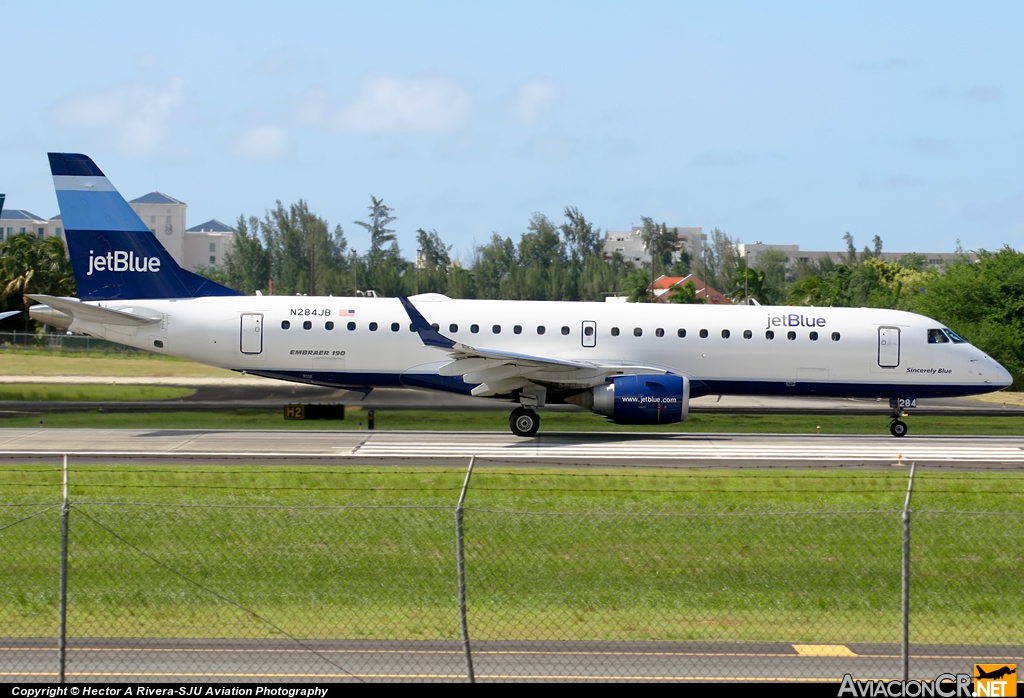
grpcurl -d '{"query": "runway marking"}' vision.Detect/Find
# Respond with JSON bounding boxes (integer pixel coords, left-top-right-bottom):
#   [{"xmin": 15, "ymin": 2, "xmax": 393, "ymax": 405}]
[{"xmin": 793, "ymin": 644, "xmax": 858, "ymax": 657}]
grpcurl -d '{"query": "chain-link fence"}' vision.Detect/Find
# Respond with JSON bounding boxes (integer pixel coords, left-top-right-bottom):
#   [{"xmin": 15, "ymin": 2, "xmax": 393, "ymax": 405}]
[
  {"xmin": 1, "ymin": 457, "xmax": 1021, "ymax": 682},
  {"xmin": 0, "ymin": 331, "xmax": 154, "ymax": 354}
]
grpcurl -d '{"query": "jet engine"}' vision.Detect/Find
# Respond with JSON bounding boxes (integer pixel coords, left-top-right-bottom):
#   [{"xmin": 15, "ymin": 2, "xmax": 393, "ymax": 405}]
[{"xmin": 567, "ymin": 374, "xmax": 690, "ymax": 425}]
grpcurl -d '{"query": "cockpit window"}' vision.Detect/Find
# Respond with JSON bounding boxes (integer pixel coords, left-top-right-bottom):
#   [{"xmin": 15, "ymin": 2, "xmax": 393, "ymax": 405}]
[
  {"xmin": 927, "ymin": 329, "xmax": 949, "ymax": 344},
  {"xmin": 944, "ymin": 328, "xmax": 968, "ymax": 344}
]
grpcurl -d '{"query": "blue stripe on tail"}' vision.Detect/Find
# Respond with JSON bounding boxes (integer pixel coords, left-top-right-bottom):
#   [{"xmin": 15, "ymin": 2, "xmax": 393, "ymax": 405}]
[{"xmin": 48, "ymin": 153, "xmax": 242, "ymax": 301}]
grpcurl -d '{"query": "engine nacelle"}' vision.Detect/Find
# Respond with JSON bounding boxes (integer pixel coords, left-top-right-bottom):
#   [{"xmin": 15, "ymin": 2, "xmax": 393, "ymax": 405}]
[{"xmin": 570, "ymin": 374, "xmax": 690, "ymax": 425}]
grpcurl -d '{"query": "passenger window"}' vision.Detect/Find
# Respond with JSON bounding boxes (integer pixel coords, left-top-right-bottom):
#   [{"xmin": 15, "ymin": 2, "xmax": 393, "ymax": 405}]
[
  {"xmin": 514, "ymin": 325, "xmax": 522, "ymax": 334},
  {"xmin": 831, "ymin": 332, "xmax": 840, "ymax": 341},
  {"xmin": 677, "ymin": 329, "xmax": 686, "ymax": 338},
  {"xmin": 561, "ymin": 326, "xmax": 570, "ymax": 335},
  {"xmin": 431, "ymin": 323, "xmax": 439, "ymax": 331},
  {"xmin": 347, "ymin": 322, "xmax": 356, "ymax": 331},
  {"xmin": 699, "ymin": 329, "xmax": 708, "ymax": 338},
  {"xmin": 409, "ymin": 323, "xmax": 416, "ymax": 332},
  {"xmin": 391, "ymin": 322, "xmax": 400, "ymax": 332},
  {"xmin": 743, "ymin": 330, "xmax": 752, "ymax": 339},
  {"xmin": 633, "ymin": 327, "xmax": 642, "ymax": 337},
  {"xmin": 281, "ymin": 320, "xmax": 290, "ymax": 330},
  {"xmin": 449, "ymin": 323, "xmax": 458, "ymax": 333},
  {"xmin": 303, "ymin": 321, "xmax": 312, "ymax": 330},
  {"xmin": 493, "ymin": 324, "xmax": 501, "ymax": 334},
  {"xmin": 787, "ymin": 331, "xmax": 796, "ymax": 340},
  {"xmin": 928, "ymin": 329, "xmax": 949, "ymax": 344},
  {"xmin": 765, "ymin": 330, "xmax": 774, "ymax": 340},
  {"xmin": 655, "ymin": 328, "xmax": 664, "ymax": 337},
  {"xmin": 809, "ymin": 331, "xmax": 818, "ymax": 341},
  {"xmin": 721, "ymin": 329, "xmax": 730, "ymax": 339},
  {"xmin": 537, "ymin": 325, "xmax": 546, "ymax": 335},
  {"xmin": 611, "ymin": 327, "xmax": 620, "ymax": 337},
  {"xmin": 584, "ymin": 326, "xmax": 594, "ymax": 337},
  {"xmin": 471, "ymin": 324, "xmax": 479, "ymax": 333},
  {"xmin": 368, "ymin": 322, "xmax": 377, "ymax": 331},
  {"xmin": 326, "ymin": 321, "xmax": 335, "ymax": 330}
]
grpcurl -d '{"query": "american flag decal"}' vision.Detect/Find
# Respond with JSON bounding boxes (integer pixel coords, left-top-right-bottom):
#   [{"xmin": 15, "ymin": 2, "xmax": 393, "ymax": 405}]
[{"xmin": 339, "ymin": 309, "xmax": 355, "ymax": 316}]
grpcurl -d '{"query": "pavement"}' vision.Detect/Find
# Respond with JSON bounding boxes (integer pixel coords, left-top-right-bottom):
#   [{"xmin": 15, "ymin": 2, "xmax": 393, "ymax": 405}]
[
  {"xmin": 3, "ymin": 638, "xmax": 1020, "ymax": 682},
  {"xmin": 0, "ymin": 374, "xmax": 1021, "ymax": 414},
  {"xmin": 0, "ymin": 429, "xmax": 1021, "ymax": 469}
]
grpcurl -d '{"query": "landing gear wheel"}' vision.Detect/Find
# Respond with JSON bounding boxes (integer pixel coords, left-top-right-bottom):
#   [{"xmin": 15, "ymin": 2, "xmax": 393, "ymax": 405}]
[
  {"xmin": 890, "ymin": 420, "xmax": 908, "ymax": 438},
  {"xmin": 509, "ymin": 407, "xmax": 540, "ymax": 437}
]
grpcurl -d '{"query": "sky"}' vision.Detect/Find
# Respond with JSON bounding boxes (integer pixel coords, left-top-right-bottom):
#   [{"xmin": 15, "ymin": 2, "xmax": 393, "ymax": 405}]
[{"xmin": 2, "ymin": 1, "xmax": 1022, "ymax": 261}]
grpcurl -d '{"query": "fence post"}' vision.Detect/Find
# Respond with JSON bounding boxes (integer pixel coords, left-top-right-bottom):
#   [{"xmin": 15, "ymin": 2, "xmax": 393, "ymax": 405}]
[
  {"xmin": 58, "ymin": 454, "xmax": 69, "ymax": 683},
  {"xmin": 455, "ymin": 456, "xmax": 476, "ymax": 683},
  {"xmin": 901, "ymin": 461, "xmax": 917, "ymax": 682}
]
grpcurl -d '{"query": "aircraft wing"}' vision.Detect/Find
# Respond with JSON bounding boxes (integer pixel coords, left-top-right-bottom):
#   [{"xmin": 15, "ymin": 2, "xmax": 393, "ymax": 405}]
[
  {"xmin": 0, "ymin": 310, "xmax": 20, "ymax": 322},
  {"xmin": 26, "ymin": 295, "xmax": 161, "ymax": 327},
  {"xmin": 399, "ymin": 296, "xmax": 667, "ymax": 397}
]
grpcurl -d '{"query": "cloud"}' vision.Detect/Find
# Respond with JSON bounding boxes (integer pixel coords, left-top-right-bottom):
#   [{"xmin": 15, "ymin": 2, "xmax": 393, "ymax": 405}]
[
  {"xmin": 53, "ymin": 79, "xmax": 183, "ymax": 155},
  {"xmin": 511, "ymin": 80, "xmax": 558, "ymax": 125},
  {"xmin": 964, "ymin": 85, "xmax": 1002, "ymax": 102},
  {"xmin": 909, "ymin": 137, "xmax": 952, "ymax": 155},
  {"xmin": 296, "ymin": 78, "xmax": 471, "ymax": 134},
  {"xmin": 233, "ymin": 125, "xmax": 288, "ymax": 160}
]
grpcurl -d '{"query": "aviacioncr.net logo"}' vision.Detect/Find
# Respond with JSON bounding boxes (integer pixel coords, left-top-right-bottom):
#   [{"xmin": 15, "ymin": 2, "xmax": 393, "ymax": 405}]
[{"xmin": 87, "ymin": 250, "xmax": 162, "ymax": 275}]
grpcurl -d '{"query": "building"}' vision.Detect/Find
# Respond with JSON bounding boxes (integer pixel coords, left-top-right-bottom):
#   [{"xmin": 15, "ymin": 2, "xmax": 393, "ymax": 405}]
[
  {"xmin": 0, "ymin": 209, "xmax": 63, "ymax": 243},
  {"xmin": 1, "ymin": 192, "xmax": 234, "ymax": 272},
  {"xmin": 185, "ymin": 219, "xmax": 236, "ymax": 269},
  {"xmin": 734, "ymin": 242, "xmax": 976, "ymax": 271},
  {"xmin": 128, "ymin": 192, "xmax": 188, "ymax": 264},
  {"xmin": 603, "ymin": 226, "xmax": 705, "ymax": 266},
  {"xmin": 649, "ymin": 274, "xmax": 732, "ymax": 305}
]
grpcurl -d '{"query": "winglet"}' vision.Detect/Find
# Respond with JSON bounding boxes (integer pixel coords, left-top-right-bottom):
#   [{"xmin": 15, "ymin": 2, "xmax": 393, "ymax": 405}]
[{"xmin": 398, "ymin": 296, "xmax": 456, "ymax": 349}]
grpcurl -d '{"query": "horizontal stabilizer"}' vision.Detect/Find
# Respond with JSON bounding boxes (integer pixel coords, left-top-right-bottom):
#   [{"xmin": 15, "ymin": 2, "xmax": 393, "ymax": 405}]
[{"xmin": 27, "ymin": 295, "xmax": 160, "ymax": 327}]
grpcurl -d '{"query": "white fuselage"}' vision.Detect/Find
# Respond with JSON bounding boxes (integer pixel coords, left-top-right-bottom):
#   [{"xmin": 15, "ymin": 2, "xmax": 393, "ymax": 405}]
[{"xmin": 72, "ymin": 295, "xmax": 1012, "ymax": 401}]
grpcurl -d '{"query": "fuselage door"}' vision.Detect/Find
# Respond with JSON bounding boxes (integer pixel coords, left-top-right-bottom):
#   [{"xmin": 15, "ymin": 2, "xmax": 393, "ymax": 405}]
[
  {"xmin": 582, "ymin": 320, "xmax": 597, "ymax": 348},
  {"xmin": 878, "ymin": 326, "xmax": 900, "ymax": 368},
  {"xmin": 240, "ymin": 313, "xmax": 263, "ymax": 354}
]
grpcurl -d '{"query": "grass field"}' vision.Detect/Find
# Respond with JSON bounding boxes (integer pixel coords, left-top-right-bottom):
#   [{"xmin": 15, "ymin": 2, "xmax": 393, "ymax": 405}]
[
  {"xmin": 1, "ymin": 465, "xmax": 1020, "ymax": 644},
  {"xmin": 0, "ymin": 350, "xmax": 232, "ymax": 377},
  {"xmin": 1, "ymin": 407, "xmax": 1023, "ymax": 435},
  {"xmin": 0, "ymin": 384, "xmax": 195, "ymax": 401}
]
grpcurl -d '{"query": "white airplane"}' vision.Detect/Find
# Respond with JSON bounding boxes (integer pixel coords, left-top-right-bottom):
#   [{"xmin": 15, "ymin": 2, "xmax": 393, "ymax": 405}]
[{"xmin": 29, "ymin": 153, "xmax": 1013, "ymax": 438}]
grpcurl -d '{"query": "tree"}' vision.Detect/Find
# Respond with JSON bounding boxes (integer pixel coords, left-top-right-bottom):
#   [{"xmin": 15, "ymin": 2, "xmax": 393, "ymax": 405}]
[
  {"xmin": 472, "ymin": 234, "xmax": 517, "ymax": 299},
  {"xmin": 668, "ymin": 280, "xmax": 704, "ymax": 304},
  {"xmin": 910, "ymin": 247, "xmax": 1024, "ymax": 390},
  {"xmin": 354, "ymin": 196, "xmax": 403, "ymax": 294},
  {"xmin": 221, "ymin": 215, "xmax": 271, "ymax": 294},
  {"xmin": 624, "ymin": 268, "xmax": 653, "ymax": 303},
  {"xmin": 755, "ymin": 249, "xmax": 789, "ymax": 305},
  {"xmin": 0, "ymin": 234, "xmax": 76, "ymax": 330},
  {"xmin": 260, "ymin": 201, "xmax": 349, "ymax": 296},
  {"xmin": 414, "ymin": 228, "xmax": 451, "ymax": 294}
]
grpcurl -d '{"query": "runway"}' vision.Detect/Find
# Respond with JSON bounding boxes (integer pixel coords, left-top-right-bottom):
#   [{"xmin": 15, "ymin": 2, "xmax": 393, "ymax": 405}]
[
  {"xmin": 0, "ymin": 428, "xmax": 1021, "ymax": 468},
  {"xmin": 3, "ymin": 638, "xmax": 1019, "ymax": 682}
]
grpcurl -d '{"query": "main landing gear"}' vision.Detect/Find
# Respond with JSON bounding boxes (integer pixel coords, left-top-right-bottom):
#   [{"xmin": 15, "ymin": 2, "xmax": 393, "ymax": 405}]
[
  {"xmin": 509, "ymin": 406, "xmax": 540, "ymax": 437},
  {"xmin": 889, "ymin": 409, "xmax": 909, "ymax": 438}
]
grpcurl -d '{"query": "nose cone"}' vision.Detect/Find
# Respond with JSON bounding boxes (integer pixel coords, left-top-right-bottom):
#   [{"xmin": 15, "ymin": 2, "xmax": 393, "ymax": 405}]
[{"xmin": 993, "ymin": 360, "xmax": 1014, "ymax": 389}]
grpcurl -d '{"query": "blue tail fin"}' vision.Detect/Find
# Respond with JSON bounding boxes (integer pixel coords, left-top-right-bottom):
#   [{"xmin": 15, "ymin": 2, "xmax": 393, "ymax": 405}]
[{"xmin": 48, "ymin": 153, "xmax": 242, "ymax": 300}]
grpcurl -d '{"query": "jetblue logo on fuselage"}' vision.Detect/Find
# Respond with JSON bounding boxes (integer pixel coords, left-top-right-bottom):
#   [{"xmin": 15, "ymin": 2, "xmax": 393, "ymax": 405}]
[
  {"xmin": 86, "ymin": 250, "xmax": 162, "ymax": 276},
  {"xmin": 765, "ymin": 313, "xmax": 826, "ymax": 329}
]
